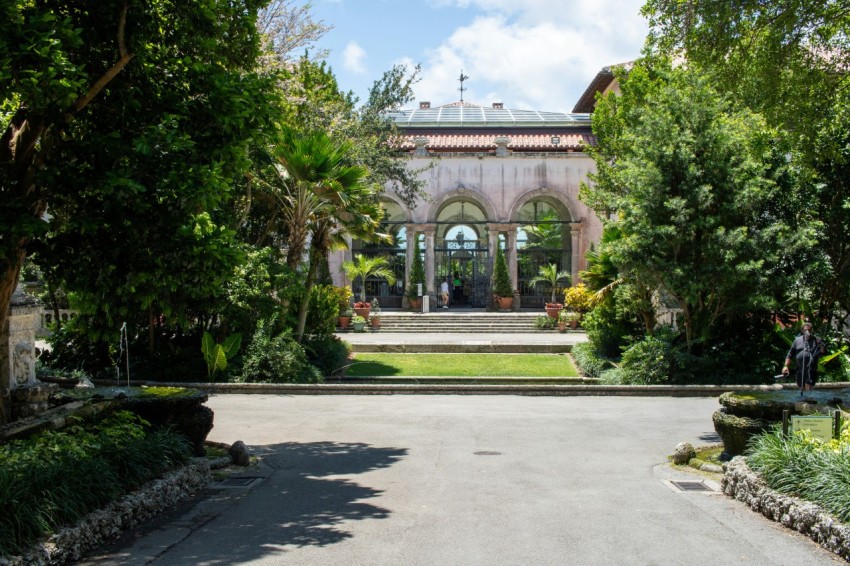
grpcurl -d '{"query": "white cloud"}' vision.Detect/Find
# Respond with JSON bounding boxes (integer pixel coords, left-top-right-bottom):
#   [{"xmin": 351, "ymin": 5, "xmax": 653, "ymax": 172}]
[
  {"xmin": 414, "ymin": 0, "xmax": 648, "ymax": 112},
  {"xmin": 343, "ymin": 41, "xmax": 368, "ymax": 75}
]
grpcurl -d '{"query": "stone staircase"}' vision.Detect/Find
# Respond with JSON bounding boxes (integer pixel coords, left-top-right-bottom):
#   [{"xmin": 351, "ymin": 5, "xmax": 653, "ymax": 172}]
[{"xmin": 369, "ymin": 311, "xmax": 549, "ymax": 333}]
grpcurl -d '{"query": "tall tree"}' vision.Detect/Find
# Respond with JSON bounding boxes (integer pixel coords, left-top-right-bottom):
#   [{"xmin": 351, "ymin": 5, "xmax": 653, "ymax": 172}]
[
  {"xmin": 2, "ymin": 1, "xmax": 279, "ymax": 352},
  {"xmin": 581, "ymin": 60, "xmax": 799, "ymax": 350},
  {"xmin": 642, "ymin": 0, "xmax": 850, "ymax": 323}
]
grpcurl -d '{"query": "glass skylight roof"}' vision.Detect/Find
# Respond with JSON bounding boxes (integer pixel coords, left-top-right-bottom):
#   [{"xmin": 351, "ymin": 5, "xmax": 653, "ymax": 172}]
[{"xmin": 390, "ymin": 103, "xmax": 591, "ymax": 128}]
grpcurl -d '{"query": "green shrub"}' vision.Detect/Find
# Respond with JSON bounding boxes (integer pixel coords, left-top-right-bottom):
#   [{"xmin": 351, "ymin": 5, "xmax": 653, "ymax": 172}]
[
  {"xmin": 302, "ymin": 334, "xmax": 351, "ymax": 376},
  {"xmin": 304, "ymin": 284, "xmax": 340, "ymax": 337},
  {"xmin": 571, "ymin": 342, "xmax": 612, "ymax": 378},
  {"xmin": 747, "ymin": 422, "xmax": 850, "ymax": 522},
  {"xmin": 618, "ymin": 327, "xmax": 677, "ymax": 385},
  {"xmin": 534, "ymin": 315, "xmax": 555, "ymax": 330},
  {"xmin": 237, "ymin": 321, "xmax": 321, "ymax": 383},
  {"xmin": 0, "ymin": 411, "xmax": 190, "ymax": 557}
]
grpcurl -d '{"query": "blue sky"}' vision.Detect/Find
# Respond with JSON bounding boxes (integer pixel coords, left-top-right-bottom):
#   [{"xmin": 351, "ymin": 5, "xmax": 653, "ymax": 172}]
[{"xmin": 307, "ymin": 0, "xmax": 649, "ymax": 113}]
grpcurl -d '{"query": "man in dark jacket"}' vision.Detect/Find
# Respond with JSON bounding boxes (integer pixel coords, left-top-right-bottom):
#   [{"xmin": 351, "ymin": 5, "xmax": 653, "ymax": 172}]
[{"xmin": 781, "ymin": 322, "xmax": 826, "ymax": 391}]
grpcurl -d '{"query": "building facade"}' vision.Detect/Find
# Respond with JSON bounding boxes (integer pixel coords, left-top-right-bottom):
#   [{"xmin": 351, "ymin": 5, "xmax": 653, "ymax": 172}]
[{"xmin": 330, "ymin": 100, "xmax": 603, "ymax": 309}]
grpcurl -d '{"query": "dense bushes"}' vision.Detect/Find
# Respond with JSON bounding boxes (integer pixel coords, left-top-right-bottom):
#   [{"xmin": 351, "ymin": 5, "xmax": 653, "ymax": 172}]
[
  {"xmin": 0, "ymin": 411, "xmax": 190, "ymax": 557},
  {"xmin": 237, "ymin": 321, "xmax": 322, "ymax": 383},
  {"xmin": 747, "ymin": 422, "xmax": 850, "ymax": 522},
  {"xmin": 570, "ymin": 342, "xmax": 611, "ymax": 378}
]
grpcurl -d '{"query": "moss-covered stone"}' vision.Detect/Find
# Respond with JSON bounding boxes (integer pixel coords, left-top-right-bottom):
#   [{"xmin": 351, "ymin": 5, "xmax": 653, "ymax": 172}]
[
  {"xmin": 719, "ymin": 389, "xmax": 850, "ymax": 420},
  {"xmin": 712, "ymin": 410, "xmax": 771, "ymax": 456},
  {"xmin": 50, "ymin": 386, "xmax": 212, "ymax": 456}
]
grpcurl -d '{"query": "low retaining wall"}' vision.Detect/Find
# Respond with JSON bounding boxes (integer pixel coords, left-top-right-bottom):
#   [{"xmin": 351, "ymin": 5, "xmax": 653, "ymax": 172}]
[
  {"xmin": 97, "ymin": 381, "xmax": 850, "ymax": 397},
  {"xmin": 1, "ymin": 460, "xmax": 212, "ymax": 566},
  {"xmin": 722, "ymin": 457, "xmax": 850, "ymax": 561}
]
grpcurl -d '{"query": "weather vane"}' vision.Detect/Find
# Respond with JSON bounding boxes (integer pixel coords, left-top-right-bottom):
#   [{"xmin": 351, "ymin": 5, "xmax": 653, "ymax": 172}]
[{"xmin": 458, "ymin": 70, "xmax": 469, "ymax": 102}]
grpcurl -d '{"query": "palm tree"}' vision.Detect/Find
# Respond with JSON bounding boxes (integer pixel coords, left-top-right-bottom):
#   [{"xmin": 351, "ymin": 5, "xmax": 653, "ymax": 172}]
[
  {"xmin": 274, "ymin": 126, "xmax": 385, "ymax": 340},
  {"xmin": 342, "ymin": 253, "xmax": 397, "ymax": 303},
  {"xmin": 529, "ymin": 263, "xmax": 571, "ymax": 304}
]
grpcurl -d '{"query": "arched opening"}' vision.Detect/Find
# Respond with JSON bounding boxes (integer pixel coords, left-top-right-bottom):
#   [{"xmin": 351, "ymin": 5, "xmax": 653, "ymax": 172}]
[
  {"xmin": 351, "ymin": 200, "xmax": 407, "ymax": 308},
  {"xmin": 516, "ymin": 199, "xmax": 573, "ymax": 308},
  {"xmin": 435, "ymin": 200, "xmax": 490, "ymax": 308}
]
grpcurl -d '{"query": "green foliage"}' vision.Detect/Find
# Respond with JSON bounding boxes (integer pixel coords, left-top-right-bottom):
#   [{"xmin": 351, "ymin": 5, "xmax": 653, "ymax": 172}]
[
  {"xmin": 301, "ymin": 334, "xmax": 351, "ymax": 376},
  {"xmin": 581, "ymin": 59, "xmax": 797, "ymax": 353},
  {"xmin": 201, "ymin": 332, "xmax": 242, "ymax": 382},
  {"xmin": 302, "ymin": 284, "xmax": 340, "ymax": 337},
  {"xmin": 618, "ymin": 328, "xmax": 677, "ymax": 385},
  {"xmin": 237, "ymin": 321, "xmax": 321, "ymax": 384},
  {"xmin": 563, "ymin": 283, "xmax": 594, "ymax": 313},
  {"xmin": 491, "ymin": 246, "xmax": 513, "ymax": 297},
  {"xmin": 534, "ymin": 315, "xmax": 556, "ymax": 330},
  {"xmin": 570, "ymin": 342, "xmax": 613, "ymax": 378},
  {"xmin": 747, "ymin": 422, "xmax": 850, "ymax": 522},
  {"xmin": 407, "ymin": 239, "xmax": 426, "ymax": 300},
  {"xmin": 529, "ymin": 264, "xmax": 571, "ymax": 304},
  {"xmin": 0, "ymin": 411, "xmax": 190, "ymax": 556}
]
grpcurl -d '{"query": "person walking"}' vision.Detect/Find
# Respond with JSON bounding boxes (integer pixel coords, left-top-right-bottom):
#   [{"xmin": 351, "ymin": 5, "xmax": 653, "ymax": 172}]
[
  {"xmin": 782, "ymin": 322, "xmax": 826, "ymax": 393},
  {"xmin": 440, "ymin": 277, "xmax": 450, "ymax": 308}
]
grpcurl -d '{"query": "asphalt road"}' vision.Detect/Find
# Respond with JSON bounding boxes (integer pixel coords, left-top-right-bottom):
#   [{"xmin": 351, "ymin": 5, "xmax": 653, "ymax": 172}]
[{"xmin": 82, "ymin": 394, "xmax": 844, "ymax": 565}]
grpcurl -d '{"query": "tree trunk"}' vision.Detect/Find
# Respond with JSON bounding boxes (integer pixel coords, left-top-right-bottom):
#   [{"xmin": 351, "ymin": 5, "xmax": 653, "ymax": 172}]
[{"xmin": 295, "ymin": 248, "xmax": 321, "ymax": 342}]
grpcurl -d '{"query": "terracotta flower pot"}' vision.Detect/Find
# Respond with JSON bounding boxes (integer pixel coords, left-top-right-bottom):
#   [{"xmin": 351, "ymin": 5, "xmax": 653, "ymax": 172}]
[
  {"xmin": 353, "ymin": 305, "xmax": 371, "ymax": 319},
  {"xmin": 371, "ymin": 317, "xmax": 381, "ymax": 329},
  {"xmin": 338, "ymin": 315, "xmax": 351, "ymax": 329},
  {"xmin": 545, "ymin": 303, "xmax": 564, "ymax": 319},
  {"xmin": 496, "ymin": 296, "xmax": 513, "ymax": 310}
]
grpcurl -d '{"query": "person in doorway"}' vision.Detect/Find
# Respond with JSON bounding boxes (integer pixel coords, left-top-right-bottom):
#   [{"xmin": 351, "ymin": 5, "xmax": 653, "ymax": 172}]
[
  {"xmin": 440, "ymin": 277, "xmax": 450, "ymax": 308},
  {"xmin": 452, "ymin": 271, "xmax": 463, "ymax": 305},
  {"xmin": 782, "ymin": 322, "xmax": 826, "ymax": 392}
]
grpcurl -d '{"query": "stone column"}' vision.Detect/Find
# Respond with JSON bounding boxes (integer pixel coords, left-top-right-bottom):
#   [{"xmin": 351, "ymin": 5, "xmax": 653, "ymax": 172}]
[
  {"xmin": 487, "ymin": 227, "xmax": 500, "ymax": 282},
  {"xmin": 1, "ymin": 284, "xmax": 51, "ymax": 422},
  {"xmin": 404, "ymin": 224, "xmax": 416, "ymax": 289},
  {"xmin": 570, "ymin": 222, "xmax": 583, "ymax": 285},
  {"xmin": 423, "ymin": 226, "xmax": 436, "ymax": 294}
]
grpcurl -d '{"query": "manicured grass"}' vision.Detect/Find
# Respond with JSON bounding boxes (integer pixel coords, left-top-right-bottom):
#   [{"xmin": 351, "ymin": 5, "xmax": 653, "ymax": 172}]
[{"xmin": 345, "ymin": 353, "xmax": 578, "ymax": 377}]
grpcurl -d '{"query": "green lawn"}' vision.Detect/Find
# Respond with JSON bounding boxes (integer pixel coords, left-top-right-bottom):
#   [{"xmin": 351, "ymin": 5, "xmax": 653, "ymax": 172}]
[{"xmin": 345, "ymin": 353, "xmax": 578, "ymax": 377}]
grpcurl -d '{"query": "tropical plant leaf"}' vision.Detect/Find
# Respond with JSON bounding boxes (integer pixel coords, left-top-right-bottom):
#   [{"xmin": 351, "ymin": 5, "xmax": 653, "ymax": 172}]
[
  {"xmin": 222, "ymin": 333, "xmax": 242, "ymax": 358},
  {"xmin": 201, "ymin": 331, "xmax": 215, "ymax": 367}
]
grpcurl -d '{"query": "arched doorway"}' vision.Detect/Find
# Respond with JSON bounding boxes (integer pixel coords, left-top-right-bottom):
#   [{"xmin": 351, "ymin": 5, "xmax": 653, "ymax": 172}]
[
  {"xmin": 435, "ymin": 200, "xmax": 489, "ymax": 308},
  {"xmin": 516, "ymin": 199, "xmax": 573, "ymax": 308}
]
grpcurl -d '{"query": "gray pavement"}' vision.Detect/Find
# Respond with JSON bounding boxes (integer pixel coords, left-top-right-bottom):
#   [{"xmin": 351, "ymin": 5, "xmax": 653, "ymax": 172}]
[{"xmin": 82, "ymin": 394, "xmax": 843, "ymax": 566}]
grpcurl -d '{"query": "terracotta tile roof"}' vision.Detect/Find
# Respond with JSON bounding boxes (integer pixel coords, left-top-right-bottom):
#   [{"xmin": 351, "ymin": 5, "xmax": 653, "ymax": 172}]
[{"xmin": 399, "ymin": 133, "xmax": 595, "ymax": 151}]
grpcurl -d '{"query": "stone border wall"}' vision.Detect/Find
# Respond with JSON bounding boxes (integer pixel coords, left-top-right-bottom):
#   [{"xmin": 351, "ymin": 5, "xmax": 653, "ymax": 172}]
[
  {"xmin": 0, "ymin": 460, "xmax": 212, "ymax": 566},
  {"xmin": 722, "ymin": 456, "xmax": 850, "ymax": 561}
]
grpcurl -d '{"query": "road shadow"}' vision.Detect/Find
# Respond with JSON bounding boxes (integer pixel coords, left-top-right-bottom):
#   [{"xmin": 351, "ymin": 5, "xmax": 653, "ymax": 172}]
[{"xmin": 171, "ymin": 441, "xmax": 408, "ymax": 563}]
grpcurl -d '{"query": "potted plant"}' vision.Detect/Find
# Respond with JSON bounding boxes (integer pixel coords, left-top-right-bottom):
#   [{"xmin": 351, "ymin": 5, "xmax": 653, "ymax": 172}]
[
  {"xmin": 369, "ymin": 298, "xmax": 382, "ymax": 329},
  {"xmin": 343, "ymin": 254, "xmax": 397, "ymax": 318},
  {"xmin": 529, "ymin": 263, "xmax": 570, "ymax": 318},
  {"xmin": 491, "ymin": 246, "xmax": 514, "ymax": 310},
  {"xmin": 559, "ymin": 309, "xmax": 581, "ymax": 330},
  {"xmin": 338, "ymin": 308, "xmax": 352, "ymax": 329},
  {"xmin": 406, "ymin": 240, "xmax": 425, "ymax": 310},
  {"xmin": 351, "ymin": 314, "xmax": 367, "ymax": 332}
]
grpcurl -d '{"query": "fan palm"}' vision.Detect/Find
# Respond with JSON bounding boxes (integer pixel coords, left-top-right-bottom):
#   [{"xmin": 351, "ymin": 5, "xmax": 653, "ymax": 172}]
[
  {"xmin": 275, "ymin": 126, "xmax": 385, "ymax": 340},
  {"xmin": 529, "ymin": 263, "xmax": 571, "ymax": 304},
  {"xmin": 342, "ymin": 253, "xmax": 397, "ymax": 303}
]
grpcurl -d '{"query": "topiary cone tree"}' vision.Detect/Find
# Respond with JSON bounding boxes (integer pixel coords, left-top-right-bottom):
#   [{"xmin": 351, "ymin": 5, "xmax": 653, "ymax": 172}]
[
  {"xmin": 491, "ymin": 246, "xmax": 513, "ymax": 298},
  {"xmin": 407, "ymin": 239, "xmax": 426, "ymax": 303}
]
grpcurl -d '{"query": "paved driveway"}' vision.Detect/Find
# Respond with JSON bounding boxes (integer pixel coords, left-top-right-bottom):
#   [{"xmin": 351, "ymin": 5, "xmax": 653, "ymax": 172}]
[{"xmin": 83, "ymin": 395, "xmax": 843, "ymax": 565}]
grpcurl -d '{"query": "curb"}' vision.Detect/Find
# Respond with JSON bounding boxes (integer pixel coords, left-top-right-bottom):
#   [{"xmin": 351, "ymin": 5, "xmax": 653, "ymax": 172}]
[
  {"xmin": 723, "ymin": 456, "xmax": 850, "ymax": 561},
  {"xmin": 98, "ymin": 381, "xmax": 850, "ymax": 397}
]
